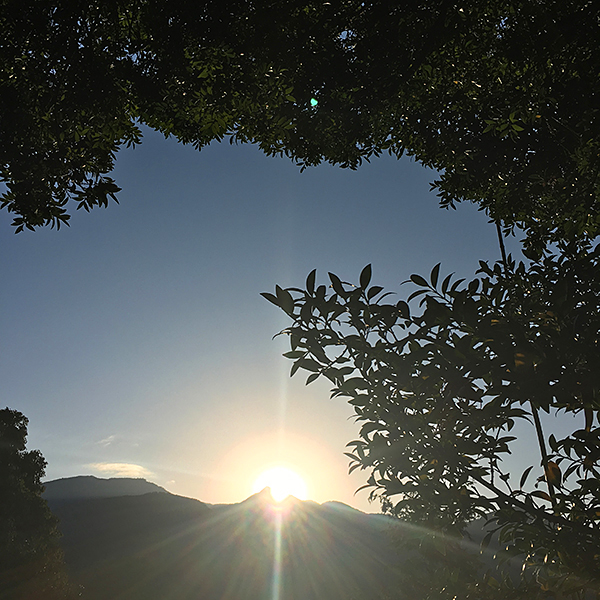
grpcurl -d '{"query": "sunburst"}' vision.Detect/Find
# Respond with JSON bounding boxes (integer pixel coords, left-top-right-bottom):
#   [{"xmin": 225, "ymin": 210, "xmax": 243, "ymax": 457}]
[{"xmin": 252, "ymin": 466, "xmax": 308, "ymax": 502}]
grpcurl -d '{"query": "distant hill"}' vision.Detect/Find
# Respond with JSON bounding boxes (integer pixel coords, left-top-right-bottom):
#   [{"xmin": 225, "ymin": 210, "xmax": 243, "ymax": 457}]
[
  {"xmin": 45, "ymin": 477, "xmax": 403, "ymax": 600},
  {"xmin": 43, "ymin": 476, "xmax": 167, "ymax": 500}
]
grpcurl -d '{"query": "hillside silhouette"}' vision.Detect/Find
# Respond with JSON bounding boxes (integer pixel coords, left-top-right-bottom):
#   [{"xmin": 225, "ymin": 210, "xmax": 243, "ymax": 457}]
[
  {"xmin": 44, "ymin": 476, "xmax": 168, "ymax": 500},
  {"xmin": 45, "ymin": 477, "xmax": 401, "ymax": 600}
]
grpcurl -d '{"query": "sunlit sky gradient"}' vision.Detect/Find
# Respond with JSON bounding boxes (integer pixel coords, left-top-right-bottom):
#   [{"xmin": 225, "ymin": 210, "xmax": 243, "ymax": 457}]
[{"xmin": 1, "ymin": 128, "xmax": 532, "ymax": 512}]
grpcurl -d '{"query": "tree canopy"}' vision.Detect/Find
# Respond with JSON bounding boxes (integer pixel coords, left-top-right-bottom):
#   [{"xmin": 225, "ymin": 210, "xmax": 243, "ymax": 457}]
[
  {"xmin": 0, "ymin": 408, "xmax": 76, "ymax": 599},
  {"xmin": 2, "ymin": 1, "xmax": 599, "ymax": 250},
  {"xmin": 0, "ymin": 1, "xmax": 296, "ymax": 231}
]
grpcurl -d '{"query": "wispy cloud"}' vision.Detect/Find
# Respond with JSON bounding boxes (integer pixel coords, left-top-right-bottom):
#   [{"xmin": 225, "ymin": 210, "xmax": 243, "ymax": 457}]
[
  {"xmin": 95, "ymin": 434, "xmax": 139, "ymax": 448},
  {"xmin": 97, "ymin": 435, "xmax": 116, "ymax": 447},
  {"xmin": 88, "ymin": 462, "xmax": 155, "ymax": 479}
]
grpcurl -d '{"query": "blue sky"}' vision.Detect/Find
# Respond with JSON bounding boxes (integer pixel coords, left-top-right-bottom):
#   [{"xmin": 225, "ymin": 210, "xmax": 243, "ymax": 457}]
[{"xmin": 1, "ymin": 128, "xmax": 525, "ymax": 511}]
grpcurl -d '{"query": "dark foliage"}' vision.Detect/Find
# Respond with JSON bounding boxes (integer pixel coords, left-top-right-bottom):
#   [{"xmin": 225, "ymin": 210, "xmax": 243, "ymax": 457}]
[
  {"xmin": 0, "ymin": 1, "xmax": 295, "ymax": 231},
  {"xmin": 0, "ymin": 408, "xmax": 76, "ymax": 599},
  {"xmin": 2, "ymin": 1, "xmax": 599, "ymax": 251}
]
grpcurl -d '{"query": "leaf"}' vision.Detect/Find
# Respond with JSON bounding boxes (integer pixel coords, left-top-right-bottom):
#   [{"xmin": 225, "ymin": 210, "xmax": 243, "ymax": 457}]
[
  {"xmin": 360, "ymin": 264, "xmax": 372, "ymax": 289},
  {"xmin": 306, "ymin": 269, "xmax": 316, "ymax": 295},
  {"xmin": 407, "ymin": 289, "xmax": 428, "ymax": 302},
  {"xmin": 328, "ymin": 272, "xmax": 345, "ymax": 295},
  {"xmin": 430, "ymin": 263, "xmax": 441, "ymax": 288},
  {"xmin": 261, "ymin": 292, "xmax": 279, "ymax": 307},
  {"xmin": 397, "ymin": 300, "xmax": 410, "ymax": 319},
  {"xmin": 467, "ymin": 279, "xmax": 480, "ymax": 294},
  {"xmin": 440, "ymin": 273, "xmax": 453, "ymax": 295},
  {"xmin": 299, "ymin": 358, "xmax": 321, "ymax": 372},
  {"xmin": 355, "ymin": 483, "xmax": 372, "ymax": 494},
  {"xmin": 477, "ymin": 261, "xmax": 492, "ymax": 276},
  {"xmin": 306, "ymin": 372, "xmax": 319, "ymax": 385},
  {"xmin": 410, "ymin": 274, "xmax": 428, "ymax": 287},
  {"xmin": 378, "ymin": 291, "xmax": 395, "ymax": 301},
  {"xmin": 519, "ymin": 466, "xmax": 534, "ymax": 489},
  {"xmin": 275, "ymin": 285, "xmax": 294, "ymax": 315},
  {"xmin": 367, "ymin": 285, "xmax": 384, "ymax": 300},
  {"xmin": 545, "ymin": 461, "xmax": 562, "ymax": 487},
  {"xmin": 450, "ymin": 278, "xmax": 465, "ymax": 292}
]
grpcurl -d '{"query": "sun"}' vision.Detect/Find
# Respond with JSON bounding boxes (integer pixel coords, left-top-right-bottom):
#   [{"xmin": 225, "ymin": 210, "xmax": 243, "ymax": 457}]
[{"xmin": 252, "ymin": 466, "xmax": 308, "ymax": 502}]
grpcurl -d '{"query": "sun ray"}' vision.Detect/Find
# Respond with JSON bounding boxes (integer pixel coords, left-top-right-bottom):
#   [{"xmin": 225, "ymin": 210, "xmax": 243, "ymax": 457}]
[{"xmin": 271, "ymin": 511, "xmax": 283, "ymax": 600}]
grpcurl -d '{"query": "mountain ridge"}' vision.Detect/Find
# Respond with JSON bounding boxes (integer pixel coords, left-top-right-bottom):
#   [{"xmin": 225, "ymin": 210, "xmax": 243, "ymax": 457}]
[
  {"xmin": 43, "ymin": 475, "xmax": 168, "ymax": 501},
  {"xmin": 44, "ymin": 475, "xmax": 401, "ymax": 600}
]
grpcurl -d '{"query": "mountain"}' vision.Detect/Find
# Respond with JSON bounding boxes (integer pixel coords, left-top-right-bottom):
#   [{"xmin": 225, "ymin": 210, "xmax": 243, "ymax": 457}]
[
  {"xmin": 43, "ymin": 476, "xmax": 168, "ymax": 500},
  {"xmin": 45, "ymin": 477, "xmax": 402, "ymax": 600}
]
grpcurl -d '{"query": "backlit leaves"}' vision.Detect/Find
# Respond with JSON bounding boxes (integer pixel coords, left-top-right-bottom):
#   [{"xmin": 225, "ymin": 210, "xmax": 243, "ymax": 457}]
[{"xmin": 265, "ymin": 250, "xmax": 600, "ymax": 597}]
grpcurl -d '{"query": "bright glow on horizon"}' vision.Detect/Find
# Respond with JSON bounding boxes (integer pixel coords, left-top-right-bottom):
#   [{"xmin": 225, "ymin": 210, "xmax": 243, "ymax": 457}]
[{"xmin": 252, "ymin": 467, "xmax": 308, "ymax": 502}]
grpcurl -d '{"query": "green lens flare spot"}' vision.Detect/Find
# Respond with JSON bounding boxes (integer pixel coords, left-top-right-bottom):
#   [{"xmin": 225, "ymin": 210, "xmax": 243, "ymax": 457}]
[{"xmin": 310, "ymin": 98, "xmax": 318, "ymax": 107}]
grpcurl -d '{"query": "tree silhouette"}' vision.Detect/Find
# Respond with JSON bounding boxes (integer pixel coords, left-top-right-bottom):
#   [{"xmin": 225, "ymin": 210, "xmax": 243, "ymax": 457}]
[
  {"xmin": 265, "ymin": 251, "xmax": 600, "ymax": 598},
  {"xmin": 0, "ymin": 408, "xmax": 76, "ymax": 599}
]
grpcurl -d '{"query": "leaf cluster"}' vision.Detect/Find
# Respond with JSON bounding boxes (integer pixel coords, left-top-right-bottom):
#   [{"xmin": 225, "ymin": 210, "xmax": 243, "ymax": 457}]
[{"xmin": 264, "ymin": 252, "xmax": 600, "ymax": 597}]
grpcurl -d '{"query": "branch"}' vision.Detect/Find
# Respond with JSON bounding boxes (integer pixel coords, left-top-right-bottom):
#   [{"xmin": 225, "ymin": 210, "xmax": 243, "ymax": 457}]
[
  {"xmin": 495, "ymin": 221, "xmax": 508, "ymax": 270},
  {"xmin": 530, "ymin": 402, "xmax": 557, "ymax": 507}
]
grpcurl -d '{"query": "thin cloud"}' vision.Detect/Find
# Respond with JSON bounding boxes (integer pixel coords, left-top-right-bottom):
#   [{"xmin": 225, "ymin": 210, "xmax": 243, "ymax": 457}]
[
  {"xmin": 88, "ymin": 462, "xmax": 155, "ymax": 479},
  {"xmin": 97, "ymin": 435, "xmax": 116, "ymax": 447},
  {"xmin": 96, "ymin": 435, "xmax": 139, "ymax": 448}
]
